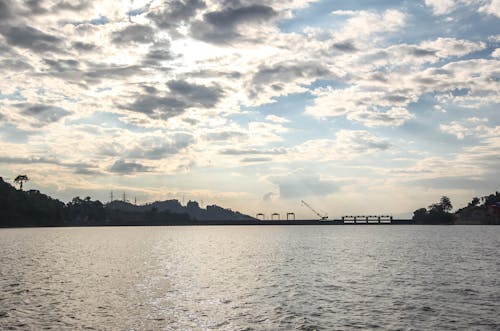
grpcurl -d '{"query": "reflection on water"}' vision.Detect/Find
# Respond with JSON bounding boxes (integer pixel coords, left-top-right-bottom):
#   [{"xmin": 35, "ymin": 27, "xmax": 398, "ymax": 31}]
[{"xmin": 1, "ymin": 226, "xmax": 499, "ymax": 330}]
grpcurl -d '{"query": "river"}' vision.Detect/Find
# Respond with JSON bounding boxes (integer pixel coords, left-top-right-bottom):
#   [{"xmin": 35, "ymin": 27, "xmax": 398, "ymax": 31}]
[{"xmin": 1, "ymin": 225, "xmax": 499, "ymax": 330}]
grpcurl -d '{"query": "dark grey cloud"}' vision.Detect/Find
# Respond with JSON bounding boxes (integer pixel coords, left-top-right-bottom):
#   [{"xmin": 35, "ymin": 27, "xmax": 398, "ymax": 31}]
[
  {"xmin": 72, "ymin": 41, "xmax": 97, "ymax": 51},
  {"xmin": 385, "ymin": 94, "xmax": 410, "ymax": 104},
  {"xmin": 128, "ymin": 134, "xmax": 194, "ymax": 159},
  {"xmin": 25, "ymin": 0, "xmax": 48, "ymax": 14},
  {"xmin": 269, "ymin": 173, "xmax": 340, "ymax": 199},
  {"xmin": 190, "ymin": 4, "xmax": 277, "ymax": 43},
  {"xmin": 147, "ymin": 0, "xmax": 206, "ymax": 29},
  {"xmin": 188, "ymin": 69, "xmax": 242, "ymax": 79},
  {"xmin": 111, "ymin": 25, "xmax": 154, "ymax": 44},
  {"xmin": 53, "ymin": 0, "xmax": 90, "ymax": 12},
  {"xmin": 83, "ymin": 63, "xmax": 143, "ymax": 84},
  {"xmin": 369, "ymin": 73, "xmax": 388, "ymax": 83},
  {"xmin": 124, "ymin": 79, "xmax": 223, "ymax": 118},
  {"xmin": 204, "ymin": 4, "xmax": 276, "ymax": 27},
  {"xmin": 220, "ymin": 148, "xmax": 286, "ymax": 155},
  {"xmin": 252, "ymin": 62, "xmax": 330, "ymax": 85},
  {"xmin": 17, "ymin": 103, "xmax": 71, "ymax": 125},
  {"xmin": 413, "ymin": 77, "xmax": 439, "ymax": 85},
  {"xmin": 250, "ymin": 61, "xmax": 330, "ymax": 98},
  {"xmin": 167, "ymin": 80, "xmax": 223, "ymax": 108},
  {"xmin": 0, "ymin": 25, "xmax": 63, "ymax": 53},
  {"xmin": 125, "ymin": 95, "xmax": 186, "ymax": 119},
  {"xmin": 332, "ymin": 40, "xmax": 358, "ymax": 53},
  {"xmin": 142, "ymin": 85, "xmax": 158, "ymax": 94},
  {"xmin": 0, "ymin": 59, "xmax": 33, "ymax": 71},
  {"xmin": 142, "ymin": 46, "xmax": 175, "ymax": 66},
  {"xmin": 241, "ymin": 157, "xmax": 272, "ymax": 162},
  {"xmin": 406, "ymin": 46, "xmax": 437, "ymax": 57},
  {"xmin": 44, "ymin": 59, "xmax": 80, "ymax": 72},
  {"xmin": 109, "ymin": 159, "xmax": 152, "ymax": 174},
  {"xmin": 0, "ymin": 0, "xmax": 14, "ymax": 20},
  {"xmin": 121, "ymin": 79, "xmax": 223, "ymax": 119}
]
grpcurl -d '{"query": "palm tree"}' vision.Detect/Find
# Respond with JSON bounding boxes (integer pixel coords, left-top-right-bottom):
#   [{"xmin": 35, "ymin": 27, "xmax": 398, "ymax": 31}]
[
  {"xmin": 14, "ymin": 175, "xmax": 29, "ymax": 190},
  {"xmin": 440, "ymin": 196, "xmax": 453, "ymax": 212}
]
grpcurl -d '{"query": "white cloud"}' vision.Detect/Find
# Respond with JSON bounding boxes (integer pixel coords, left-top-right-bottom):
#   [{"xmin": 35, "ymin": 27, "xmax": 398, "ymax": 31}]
[
  {"xmin": 424, "ymin": 0, "xmax": 500, "ymax": 18},
  {"xmin": 478, "ymin": 0, "xmax": 500, "ymax": 17},
  {"xmin": 292, "ymin": 130, "xmax": 391, "ymax": 161},
  {"xmin": 440, "ymin": 117, "xmax": 497, "ymax": 139},
  {"xmin": 265, "ymin": 114, "xmax": 290, "ymax": 123},
  {"xmin": 424, "ymin": 0, "xmax": 457, "ymax": 15},
  {"xmin": 305, "ymin": 86, "xmax": 416, "ymax": 127},
  {"xmin": 420, "ymin": 38, "xmax": 485, "ymax": 58},
  {"xmin": 331, "ymin": 9, "xmax": 406, "ymax": 42}
]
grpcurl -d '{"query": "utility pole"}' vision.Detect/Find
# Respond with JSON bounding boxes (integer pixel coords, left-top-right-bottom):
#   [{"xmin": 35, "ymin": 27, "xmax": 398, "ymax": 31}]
[
  {"xmin": 110, "ymin": 191, "xmax": 114, "ymax": 202},
  {"xmin": 123, "ymin": 192, "xmax": 126, "ymax": 202}
]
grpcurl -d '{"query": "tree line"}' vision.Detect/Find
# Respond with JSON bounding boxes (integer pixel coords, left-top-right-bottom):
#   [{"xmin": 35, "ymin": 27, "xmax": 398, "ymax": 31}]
[
  {"xmin": 0, "ymin": 177, "xmax": 190, "ymax": 227},
  {"xmin": 413, "ymin": 193, "xmax": 500, "ymax": 224}
]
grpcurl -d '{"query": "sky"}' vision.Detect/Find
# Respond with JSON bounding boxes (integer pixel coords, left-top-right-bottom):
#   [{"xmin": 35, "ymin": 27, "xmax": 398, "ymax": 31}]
[{"xmin": 0, "ymin": 0, "xmax": 499, "ymax": 219}]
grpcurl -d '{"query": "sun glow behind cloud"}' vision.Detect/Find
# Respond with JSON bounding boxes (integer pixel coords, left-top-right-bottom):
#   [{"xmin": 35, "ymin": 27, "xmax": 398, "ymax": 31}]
[{"xmin": 0, "ymin": 0, "xmax": 499, "ymax": 218}]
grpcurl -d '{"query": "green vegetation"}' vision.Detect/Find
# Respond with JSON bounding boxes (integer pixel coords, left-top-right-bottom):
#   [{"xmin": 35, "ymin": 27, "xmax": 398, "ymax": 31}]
[
  {"xmin": 413, "ymin": 193, "xmax": 500, "ymax": 224},
  {"xmin": 0, "ymin": 177, "xmax": 191, "ymax": 227},
  {"xmin": 454, "ymin": 192, "xmax": 500, "ymax": 225},
  {"xmin": 412, "ymin": 196, "xmax": 454, "ymax": 224}
]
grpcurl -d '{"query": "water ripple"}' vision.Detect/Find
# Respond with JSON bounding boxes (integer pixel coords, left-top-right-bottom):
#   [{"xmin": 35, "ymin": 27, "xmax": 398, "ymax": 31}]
[{"xmin": 0, "ymin": 226, "xmax": 499, "ymax": 330}]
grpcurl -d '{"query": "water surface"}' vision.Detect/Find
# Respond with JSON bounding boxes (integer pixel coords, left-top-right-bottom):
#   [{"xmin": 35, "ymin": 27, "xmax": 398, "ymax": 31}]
[{"xmin": 1, "ymin": 226, "xmax": 499, "ymax": 330}]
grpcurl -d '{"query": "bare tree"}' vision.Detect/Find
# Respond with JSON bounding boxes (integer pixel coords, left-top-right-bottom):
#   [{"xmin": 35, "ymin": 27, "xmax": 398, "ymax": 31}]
[{"xmin": 14, "ymin": 175, "xmax": 29, "ymax": 190}]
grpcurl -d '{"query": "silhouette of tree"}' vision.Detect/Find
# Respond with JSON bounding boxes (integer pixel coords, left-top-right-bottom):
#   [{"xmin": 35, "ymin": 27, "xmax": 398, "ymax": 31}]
[
  {"xmin": 413, "ymin": 208, "xmax": 427, "ymax": 220},
  {"xmin": 440, "ymin": 196, "xmax": 452, "ymax": 212},
  {"xmin": 469, "ymin": 197, "xmax": 480, "ymax": 207},
  {"xmin": 14, "ymin": 175, "xmax": 29, "ymax": 190}
]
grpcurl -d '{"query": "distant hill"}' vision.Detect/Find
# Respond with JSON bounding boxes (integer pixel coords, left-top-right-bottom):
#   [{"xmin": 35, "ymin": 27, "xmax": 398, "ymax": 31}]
[
  {"xmin": 0, "ymin": 177, "xmax": 255, "ymax": 227},
  {"xmin": 106, "ymin": 199, "xmax": 255, "ymax": 221}
]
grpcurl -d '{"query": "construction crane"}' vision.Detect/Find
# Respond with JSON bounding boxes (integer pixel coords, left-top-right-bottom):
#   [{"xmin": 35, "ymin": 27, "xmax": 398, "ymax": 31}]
[{"xmin": 301, "ymin": 200, "xmax": 328, "ymax": 220}]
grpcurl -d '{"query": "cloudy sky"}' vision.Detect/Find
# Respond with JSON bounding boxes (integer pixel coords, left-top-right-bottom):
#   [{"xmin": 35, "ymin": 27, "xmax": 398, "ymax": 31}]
[{"xmin": 0, "ymin": 0, "xmax": 499, "ymax": 218}]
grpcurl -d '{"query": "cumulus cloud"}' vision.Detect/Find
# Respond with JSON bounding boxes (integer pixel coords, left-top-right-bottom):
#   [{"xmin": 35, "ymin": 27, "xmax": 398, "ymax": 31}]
[
  {"xmin": 123, "ymin": 80, "xmax": 224, "ymax": 119},
  {"xmin": 0, "ymin": 0, "xmax": 497, "ymax": 215},
  {"xmin": 16, "ymin": 104, "xmax": 71, "ymax": 126},
  {"xmin": 111, "ymin": 24, "xmax": 155, "ymax": 44},
  {"xmin": 292, "ymin": 130, "xmax": 391, "ymax": 162},
  {"xmin": 424, "ymin": 0, "xmax": 500, "ymax": 18},
  {"xmin": 424, "ymin": 0, "xmax": 457, "ymax": 15},
  {"xmin": 248, "ymin": 61, "xmax": 330, "ymax": 103},
  {"xmin": 109, "ymin": 159, "xmax": 152, "ymax": 174},
  {"xmin": 190, "ymin": 4, "xmax": 277, "ymax": 44},
  {"xmin": 330, "ymin": 9, "xmax": 406, "ymax": 42},
  {"xmin": 147, "ymin": 0, "xmax": 206, "ymax": 30},
  {"xmin": 440, "ymin": 117, "xmax": 493, "ymax": 139},
  {"xmin": 478, "ymin": 0, "xmax": 500, "ymax": 17},
  {"xmin": 305, "ymin": 86, "xmax": 416, "ymax": 127},
  {"xmin": 0, "ymin": 25, "xmax": 63, "ymax": 53}
]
